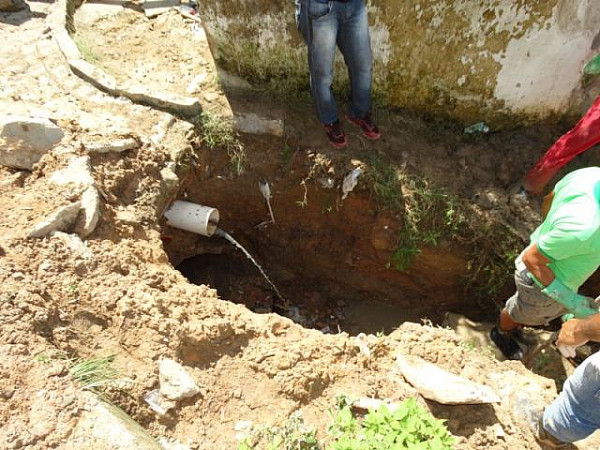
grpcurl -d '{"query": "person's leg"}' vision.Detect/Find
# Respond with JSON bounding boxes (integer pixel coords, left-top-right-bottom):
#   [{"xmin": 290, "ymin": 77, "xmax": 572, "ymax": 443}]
[
  {"xmin": 543, "ymin": 352, "xmax": 600, "ymax": 443},
  {"xmin": 296, "ymin": 0, "xmax": 340, "ymax": 125},
  {"xmin": 524, "ymin": 95, "xmax": 600, "ymax": 195},
  {"xmin": 491, "ymin": 261, "xmax": 567, "ymax": 360},
  {"xmin": 336, "ymin": 0, "xmax": 373, "ymax": 120}
]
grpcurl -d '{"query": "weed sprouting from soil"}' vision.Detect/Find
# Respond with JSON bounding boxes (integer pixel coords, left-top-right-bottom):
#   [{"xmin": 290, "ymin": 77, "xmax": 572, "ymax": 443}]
[
  {"xmin": 199, "ymin": 111, "xmax": 246, "ymax": 175},
  {"xmin": 73, "ymin": 34, "xmax": 99, "ymax": 63},
  {"xmin": 70, "ymin": 355, "xmax": 125, "ymax": 392}
]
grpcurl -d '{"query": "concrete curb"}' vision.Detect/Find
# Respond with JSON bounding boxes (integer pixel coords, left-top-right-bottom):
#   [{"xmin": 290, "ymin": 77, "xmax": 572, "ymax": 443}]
[{"xmin": 51, "ymin": 0, "xmax": 201, "ymax": 118}]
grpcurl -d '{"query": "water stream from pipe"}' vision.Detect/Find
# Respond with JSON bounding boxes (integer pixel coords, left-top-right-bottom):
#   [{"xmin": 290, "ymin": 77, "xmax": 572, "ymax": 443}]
[{"xmin": 214, "ymin": 228, "xmax": 286, "ymax": 302}]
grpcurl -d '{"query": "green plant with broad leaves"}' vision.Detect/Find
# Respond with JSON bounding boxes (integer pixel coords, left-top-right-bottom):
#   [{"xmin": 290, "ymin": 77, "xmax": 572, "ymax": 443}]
[{"xmin": 328, "ymin": 399, "xmax": 454, "ymax": 450}]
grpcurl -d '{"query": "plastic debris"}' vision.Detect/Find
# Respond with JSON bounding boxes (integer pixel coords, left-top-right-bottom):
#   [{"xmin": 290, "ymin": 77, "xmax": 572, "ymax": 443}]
[
  {"xmin": 583, "ymin": 53, "xmax": 600, "ymax": 76},
  {"xmin": 464, "ymin": 122, "xmax": 490, "ymax": 135},
  {"xmin": 342, "ymin": 168, "xmax": 362, "ymax": 200},
  {"xmin": 355, "ymin": 333, "xmax": 371, "ymax": 358},
  {"xmin": 143, "ymin": 389, "xmax": 176, "ymax": 416},
  {"xmin": 396, "ymin": 353, "xmax": 500, "ymax": 404},
  {"xmin": 259, "ymin": 181, "xmax": 275, "ymax": 224}
]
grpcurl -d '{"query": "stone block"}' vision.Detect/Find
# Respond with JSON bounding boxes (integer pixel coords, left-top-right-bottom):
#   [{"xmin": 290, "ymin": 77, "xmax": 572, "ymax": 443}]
[{"xmin": 0, "ymin": 116, "xmax": 63, "ymax": 170}]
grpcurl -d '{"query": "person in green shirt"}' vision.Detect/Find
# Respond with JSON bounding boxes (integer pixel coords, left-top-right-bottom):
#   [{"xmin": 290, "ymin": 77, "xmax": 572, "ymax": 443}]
[{"xmin": 491, "ymin": 167, "xmax": 600, "ymax": 360}]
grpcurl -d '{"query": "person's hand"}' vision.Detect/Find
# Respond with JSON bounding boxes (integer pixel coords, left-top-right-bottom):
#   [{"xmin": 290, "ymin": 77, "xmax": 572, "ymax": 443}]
[{"xmin": 556, "ymin": 319, "xmax": 589, "ymax": 347}]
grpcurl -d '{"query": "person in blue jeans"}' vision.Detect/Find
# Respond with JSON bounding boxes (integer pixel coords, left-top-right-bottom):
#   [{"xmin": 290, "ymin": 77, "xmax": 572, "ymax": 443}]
[
  {"xmin": 295, "ymin": 0, "xmax": 380, "ymax": 148},
  {"xmin": 535, "ymin": 314, "xmax": 600, "ymax": 447}
]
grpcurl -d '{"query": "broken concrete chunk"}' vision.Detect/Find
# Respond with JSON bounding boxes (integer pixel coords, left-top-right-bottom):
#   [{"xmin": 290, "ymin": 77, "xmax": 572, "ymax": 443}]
[
  {"xmin": 50, "ymin": 156, "xmax": 94, "ymax": 189},
  {"xmin": 28, "ymin": 202, "xmax": 81, "ymax": 238},
  {"xmin": 71, "ymin": 393, "xmax": 162, "ymax": 449},
  {"xmin": 396, "ymin": 354, "xmax": 500, "ymax": 404},
  {"xmin": 233, "ymin": 113, "xmax": 284, "ymax": 137},
  {"xmin": 158, "ymin": 359, "xmax": 201, "ymax": 401},
  {"xmin": 0, "ymin": 116, "xmax": 63, "ymax": 169},
  {"xmin": 75, "ymin": 186, "xmax": 101, "ymax": 238},
  {"xmin": 84, "ymin": 137, "xmax": 139, "ymax": 153}
]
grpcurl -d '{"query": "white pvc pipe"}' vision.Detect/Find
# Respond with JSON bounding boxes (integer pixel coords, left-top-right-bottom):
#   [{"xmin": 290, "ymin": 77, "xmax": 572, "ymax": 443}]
[{"xmin": 164, "ymin": 200, "xmax": 219, "ymax": 237}]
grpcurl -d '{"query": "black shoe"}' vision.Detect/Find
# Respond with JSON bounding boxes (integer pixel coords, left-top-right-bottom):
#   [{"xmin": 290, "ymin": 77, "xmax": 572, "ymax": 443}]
[{"xmin": 490, "ymin": 326, "xmax": 524, "ymax": 360}]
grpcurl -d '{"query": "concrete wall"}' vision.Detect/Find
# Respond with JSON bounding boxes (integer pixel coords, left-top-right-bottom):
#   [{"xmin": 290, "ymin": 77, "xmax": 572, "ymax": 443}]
[{"xmin": 197, "ymin": 0, "xmax": 600, "ymax": 126}]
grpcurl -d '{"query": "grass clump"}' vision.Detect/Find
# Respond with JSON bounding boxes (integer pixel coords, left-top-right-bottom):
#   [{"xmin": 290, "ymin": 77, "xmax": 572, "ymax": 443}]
[
  {"xmin": 199, "ymin": 111, "xmax": 245, "ymax": 175},
  {"xmin": 328, "ymin": 399, "xmax": 454, "ymax": 450},
  {"xmin": 70, "ymin": 355, "xmax": 125, "ymax": 392},
  {"xmin": 73, "ymin": 34, "xmax": 100, "ymax": 63}
]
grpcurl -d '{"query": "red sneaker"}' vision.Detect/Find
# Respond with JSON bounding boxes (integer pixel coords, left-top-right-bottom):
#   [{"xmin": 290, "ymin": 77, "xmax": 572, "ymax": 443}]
[
  {"xmin": 346, "ymin": 113, "xmax": 380, "ymax": 140},
  {"xmin": 323, "ymin": 120, "xmax": 347, "ymax": 148}
]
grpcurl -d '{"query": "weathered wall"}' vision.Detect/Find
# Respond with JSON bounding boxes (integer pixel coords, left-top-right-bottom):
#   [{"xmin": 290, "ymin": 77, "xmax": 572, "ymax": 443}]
[{"xmin": 197, "ymin": 0, "xmax": 600, "ymax": 126}]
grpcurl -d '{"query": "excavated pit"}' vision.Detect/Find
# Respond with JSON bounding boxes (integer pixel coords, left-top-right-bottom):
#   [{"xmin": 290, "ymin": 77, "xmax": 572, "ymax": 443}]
[{"xmin": 163, "ymin": 124, "xmax": 504, "ymax": 335}]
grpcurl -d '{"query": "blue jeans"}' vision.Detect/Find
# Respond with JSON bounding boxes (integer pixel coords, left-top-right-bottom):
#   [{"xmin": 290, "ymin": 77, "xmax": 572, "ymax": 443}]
[
  {"xmin": 543, "ymin": 351, "xmax": 600, "ymax": 442},
  {"xmin": 295, "ymin": 0, "xmax": 373, "ymax": 124}
]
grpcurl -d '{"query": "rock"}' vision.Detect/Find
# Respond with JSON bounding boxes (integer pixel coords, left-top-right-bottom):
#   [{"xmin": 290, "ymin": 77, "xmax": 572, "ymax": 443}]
[
  {"xmin": 157, "ymin": 437, "xmax": 192, "ymax": 450},
  {"xmin": 158, "ymin": 359, "xmax": 201, "ymax": 401},
  {"xmin": 70, "ymin": 393, "xmax": 162, "ymax": 449},
  {"xmin": 28, "ymin": 202, "xmax": 81, "ymax": 238},
  {"xmin": 143, "ymin": 389, "xmax": 177, "ymax": 416},
  {"xmin": 84, "ymin": 137, "xmax": 139, "ymax": 153},
  {"xmin": 160, "ymin": 162, "xmax": 180, "ymax": 197},
  {"xmin": 50, "ymin": 231, "xmax": 92, "ymax": 258},
  {"xmin": 75, "ymin": 186, "xmax": 101, "ymax": 238},
  {"xmin": 116, "ymin": 208, "xmax": 141, "ymax": 225},
  {"xmin": 0, "ymin": 116, "xmax": 63, "ymax": 169},
  {"xmin": 50, "ymin": 156, "xmax": 94, "ymax": 189},
  {"xmin": 0, "ymin": 0, "xmax": 29, "ymax": 12},
  {"xmin": 217, "ymin": 69, "xmax": 253, "ymax": 91},
  {"xmin": 473, "ymin": 190, "xmax": 499, "ymax": 209},
  {"xmin": 234, "ymin": 112, "xmax": 284, "ymax": 137},
  {"xmin": 396, "ymin": 353, "xmax": 500, "ymax": 404}
]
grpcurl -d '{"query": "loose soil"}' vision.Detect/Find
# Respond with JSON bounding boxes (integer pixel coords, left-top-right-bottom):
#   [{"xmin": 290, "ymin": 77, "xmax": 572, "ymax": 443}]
[{"xmin": 2, "ymin": 1, "xmax": 600, "ymax": 449}]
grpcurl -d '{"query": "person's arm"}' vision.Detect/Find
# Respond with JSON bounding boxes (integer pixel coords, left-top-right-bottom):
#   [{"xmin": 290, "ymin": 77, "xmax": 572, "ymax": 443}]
[
  {"xmin": 521, "ymin": 243, "xmax": 554, "ymax": 286},
  {"xmin": 522, "ymin": 243, "xmax": 597, "ymax": 317},
  {"xmin": 557, "ymin": 314, "xmax": 600, "ymax": 347}
]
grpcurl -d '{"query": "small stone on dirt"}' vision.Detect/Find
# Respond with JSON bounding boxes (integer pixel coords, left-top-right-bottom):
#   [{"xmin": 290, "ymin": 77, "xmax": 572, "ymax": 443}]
[
  {"xmin": 0, "ymin": 116, "xmax": 63, "ymax": 169},
  {"xmin": 233, "ymin": 113, "xmax": 284, "ymax": 137},
  {"xmin": 28, "ymin": 202, "xmax": 81, "ymax": 238},
  {"xmin": 158, "ymin": 358, "xmax": 201, "ymax": 401}
]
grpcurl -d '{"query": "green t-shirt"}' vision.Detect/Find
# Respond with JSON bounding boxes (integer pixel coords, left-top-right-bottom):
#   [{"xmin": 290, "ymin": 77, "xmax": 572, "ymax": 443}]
[{"xmin": 530, "ymin": 167, "xmax": 600, "ymax": 291}]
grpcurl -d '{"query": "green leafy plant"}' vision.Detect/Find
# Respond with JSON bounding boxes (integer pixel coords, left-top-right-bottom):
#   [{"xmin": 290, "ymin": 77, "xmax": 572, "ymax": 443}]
[{"xmin": 328, "ymin": 399, "xmax": 454, "ymax": 450}]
